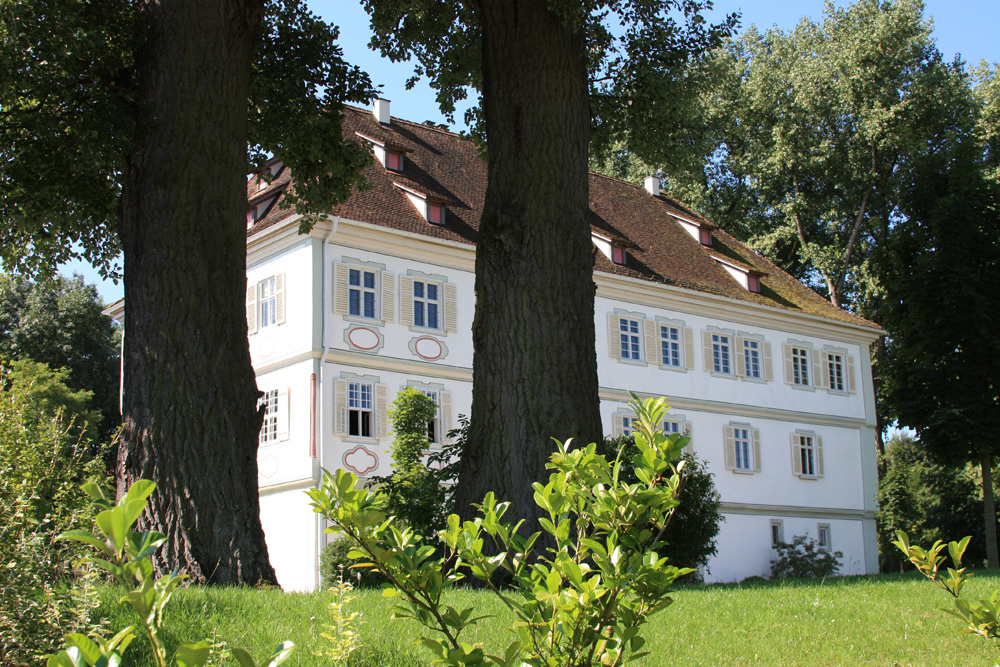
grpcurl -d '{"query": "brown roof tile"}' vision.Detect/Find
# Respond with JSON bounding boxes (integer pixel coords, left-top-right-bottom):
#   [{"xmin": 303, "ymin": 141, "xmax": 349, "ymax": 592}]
[{"xmin": 248, "ymin": 105, "xmax": 876, "ymax": 329}]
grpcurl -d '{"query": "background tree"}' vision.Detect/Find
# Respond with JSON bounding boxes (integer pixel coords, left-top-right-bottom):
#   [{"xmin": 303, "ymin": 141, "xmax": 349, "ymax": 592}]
[
  {"xmin": 0, "ymin": 0, "xmax": 372, "ymax": 583},
  {"xmin": 0, "ymin": 274, "xmax": 119, "ymax": 443},
  {"xmin": 363, "ymin": 0, "xmax": 735, "ymax": 532},
  {"xmin": 880, "ymin": 92, "xmax": 1000, "ymax": 566}
]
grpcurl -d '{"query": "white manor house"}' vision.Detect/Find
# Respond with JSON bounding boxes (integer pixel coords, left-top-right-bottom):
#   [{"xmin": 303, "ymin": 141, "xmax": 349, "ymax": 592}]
[{"xmin": 108, "ymin": 100, "xmax": 883, "ymax": 591}]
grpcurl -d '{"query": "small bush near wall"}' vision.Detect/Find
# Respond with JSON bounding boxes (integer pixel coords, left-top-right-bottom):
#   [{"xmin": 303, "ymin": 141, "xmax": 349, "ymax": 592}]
[
  {"xmin": 770, "ymin": 534, "xmax": 843, "ymax": 579},
  {"xmin": 320, "ymin": 536, "xmax": 387, "ymax": 589}
]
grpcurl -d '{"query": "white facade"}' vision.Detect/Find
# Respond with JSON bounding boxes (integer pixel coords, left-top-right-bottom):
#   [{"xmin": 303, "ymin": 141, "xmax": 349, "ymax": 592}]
[{"xmin": 246, "ymin": 211, "xmax": 880, "ymax": 591}]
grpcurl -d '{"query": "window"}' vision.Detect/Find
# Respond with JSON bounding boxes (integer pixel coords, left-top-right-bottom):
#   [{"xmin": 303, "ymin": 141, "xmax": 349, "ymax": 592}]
[
  {"xmin": 748, "ymin": 275, "xmax": 761, "ymax": 293},
  {"xmin": 428, "ymin": 204, "xmax": 445, "ymax": 225},
  {"xmin": 421, "ymin": 389, "xmax": 440, "ymax": 443},
  {"xmin": 258, "ymin": 389, "xmax": 278, "ymax": 445},
  {"xmin": 771, "ymin": 520, "xmax": 784, "ymax": 548},
  {"xmin": 386, "ymin": 150, "xmax": 403, "ymax": 172},
  {"xmin": 792, "ymin": 347, "xmax": 810, "ymax": 386},
  {"xmin": 699, "ymin": 228, "xmax": 712, "ymax": 246},
  {"xmin": 662, "ymin": 420, "xmax": 682, "ymax": 435},
  {"xmin": 619, "ymin": 318, "xmax": 641, "ymax": 361},
  {"xmin": 622, "ymin": 416, "xmax": 637, "ymax": 437},
  {"xmin": 725, "ymin": 423, "xmax": 760, "ymax": 473},
  {"xmin": 349, "ymin": 268, "xmax": 377, "ymax": 319},
  {"xmin": 246, "ymin": 273, "xmax": 285, "ymax": 334},
  {"xmin": 611, "ymin": 245, "xmax": 626, "ymax": 265},
  {"xmin": 791, "ymin": 432, "xmax": 823, "ymax": 479},
  {"xmin": 743, "ymin": 339, "xmax": 762, "ymax": 379},
  {"xmin": 712, "ymin": 333, "xmax": 732, "ymax": 374},
  {"xmin": 660, "ymin": 325, "xmax": 682, "ymax": 368},
  {"xmin": 258, "ymin": 277, "xmax": 277, "ymax": 328},
  {"xmin": 413, "ymin": 281, "xmax": 440, "ymax": 329},
  {"xmin": 348, "ymin": 382, "xmax": 374, "ymax": 438},
  {"xmin": 817, "ymin": 524, "xmax": 831, "ymax": 550},
  {"xmin": 827, "ymin": 352, "xmax": 845, "ymax": 392}
]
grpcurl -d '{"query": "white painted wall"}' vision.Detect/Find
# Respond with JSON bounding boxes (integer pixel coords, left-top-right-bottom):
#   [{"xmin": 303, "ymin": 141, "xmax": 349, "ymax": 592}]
[
  {"xmin": 248, "ymin": 240, "xmax": 315, "ymax": 368},
  {"xmin": 259, "ymin": 484, "xmax": 320, "ymax": 592}
]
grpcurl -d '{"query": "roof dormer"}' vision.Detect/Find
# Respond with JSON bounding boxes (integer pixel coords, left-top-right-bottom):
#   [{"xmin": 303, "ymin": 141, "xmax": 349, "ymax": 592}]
[
  {"xmin": 247, "ymin": 195, "xmax": 277, "ymax": 229},
  {"xmin": 592, "ymin": 232, "xmax": 635, "ymax": 266},
  {"xmin": 394, "ymin": 182, "xmax": 448, "ymax": 226},
  {"xmin": 356, "ymin": 132, "xmax": 410, "ymax": 172},
  {"xmin": 712, "ymin": 256, "xmax": 765, "ymax": 293},
  {"xmin": 672, "ymin": 213, "xmax": 715, "ymax": 247}
]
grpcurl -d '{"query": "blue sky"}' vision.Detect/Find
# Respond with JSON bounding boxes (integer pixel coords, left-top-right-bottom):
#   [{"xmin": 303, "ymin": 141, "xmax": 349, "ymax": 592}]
[{"xmin": 68, "ymin": 0, "xmax": 1000, "ymax": 304}]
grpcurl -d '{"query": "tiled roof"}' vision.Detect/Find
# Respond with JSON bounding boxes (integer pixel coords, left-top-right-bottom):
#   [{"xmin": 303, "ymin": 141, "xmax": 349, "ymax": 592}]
[{"xmin": 249, "ymin": 105, "xmax": 876, "ymax": 329}]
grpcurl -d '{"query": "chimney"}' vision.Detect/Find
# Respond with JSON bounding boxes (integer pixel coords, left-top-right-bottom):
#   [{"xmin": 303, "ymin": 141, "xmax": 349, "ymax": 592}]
[
  {"xmin": 644, "ymin": 175, "xmax": 660, "ymax": 197},
  {"xmin": 374, "ymin": 98, "xmax": 391, "ymax": 124}
]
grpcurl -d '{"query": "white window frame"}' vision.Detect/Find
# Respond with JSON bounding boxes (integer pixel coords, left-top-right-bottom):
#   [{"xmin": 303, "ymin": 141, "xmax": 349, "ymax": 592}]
[
  {"xmin": 712, "ymin": 333, "xmax": 732, "ymax": 375},
  {"xmin": 619, "ymin": 317, "xmax": 642, "ymax": 361},
  {"xmin": 258, "ymin": 389, "xmax": 279, "ymax": 445},
  {"xmin": 348, "ymin": 381, "xmax": 374, "ymax": 438},
  {"xmin": 660, "ymin": 325, "xmax": 682, "ymax": 368},
  {"xmin": 798, "ymin": 434, "xmax": 818, "ymax": 477},
  {"xmin": 792, "ymin": 346, "xmax": 810, "ymax": 386},
  {"xmin": 732, "ymin": 425, "xmax": 753, "ymax": 471},
  {"xmin": 348, "ymin": 268, "xmax": 378, "ymax": 320},
  {"xmin": 771, "ymin": 520, "xmax": 784, "ymax": 548},
  {"xmin": 743, "ymin": 339, "xmax": 762, "ymax": 379},
  {"xmin": 827, "ymin": 352, "xmax": 846, "ymax": 392},
  {"xmin": 817, "ymin": 524, "xmax": 832, "ymax": 550},
  {"xmin": 258, "ymin": 277, "xmax": 277, "ymax": 329},
  {"xmin": 421, "ymin": 389, "xmax": 441, "ymax": 443},
  {"xmin": 413, "ymin": 280, "xmax": 441, "ymax": 330}
]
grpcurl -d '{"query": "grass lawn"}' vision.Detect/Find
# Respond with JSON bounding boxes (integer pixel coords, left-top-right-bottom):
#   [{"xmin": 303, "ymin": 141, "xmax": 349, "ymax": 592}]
[{"xmin": 94, "ymin": 571, "xmax": 1000, "ymax": 666}]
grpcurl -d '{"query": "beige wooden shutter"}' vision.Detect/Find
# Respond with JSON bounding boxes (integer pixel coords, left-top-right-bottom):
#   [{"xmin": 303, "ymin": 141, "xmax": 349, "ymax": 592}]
[
  {"xmin": 612, "ymin": 413, "xmax": 625, "ymax": 437},
  {"xmin": 334, "ymin": 263, "xmax": 350, "ymax": 314},
  {"xmin": 752, "ymin": 428, "xmax": 762, "ymax": 472},
  {"xmin": 723, "ymin": 426, "xmax": 736, "ymax": 470},
  {"xmin": 399, "ymin": 276, "xmax": 415, "ymax": 326},
  {"xmin": 683, "ymin": 327, "xmax": 694, "ymax": 370},
  {"xmin": 847, "ymin": 355, "xmax": 857, "ymax": 393},
  {"xmin": 375, "ymin": 383, "xmax": 388, "ymax": 438},
  {"xmin": 381, "ymin": 272, "xmax": 395, "ymax": 323},
  {"xmin": 274, "ymin": 273, "xmax": 286, "ymax": 325},
  {"xmin": 440, "ymin": 391, "xmax": 452, "ymax": 442},
  {"xmin": 644, "ymin": 320, "xmax": 658, "ymax": 365},
  {"xmin": 246, "ymin": 283, "xmax": 258, "ymax": 334},
  {"xmin": 277, "ymin": 387, "xmax": 290, "ymax": 441},
  {"xmin": 735, "ymin": 337, "xmax": 746, "ymax": 377},
  {"xmin": 682, "ymin": 421, "xmax": 694, "ymax": 455},
  {"xmin": 782, "ymin": 344, "xmax": 794, "ymax": 385},
  {"xmin": 444, "ymin": 283, "xmax": 458, "ymax": 333},
  {"xmin": 334, "ymin": 379, "xmax": 348, "ymax": 435},
  {"xmin": 816, "ymin": 435, "xmax": 824, "ymax": 477},
  {"xmin": 763, "ymin": 341, "xmax": 774, "ymax": 381},
  {"xmin": 812, "ymin": 349, "xmax": 826, "ymax": 389},
  {"xmin": 702, "ymin": 331, "xmax": 714, "ymax": 371},
  {"xmin": 608, "ymin": 314, "xmax": 622, "ymax": 360},
  {"xmin": 790, "ymin": 434, "xmax": 803, "ymax": 476}
]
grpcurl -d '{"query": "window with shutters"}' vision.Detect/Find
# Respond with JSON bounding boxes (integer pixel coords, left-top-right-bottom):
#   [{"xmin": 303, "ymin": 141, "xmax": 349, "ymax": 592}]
[
  {"xmin": 413, "ymin": 281, "xmax": 440, "ymax": 330},
  {"xmin": 246, "ymin": 273, "xmax": 285, "ymax": 334},
  {"xmin": 827, "ymin": 352, "xmax": 845, "ymax": 392},
  {"xmin": 660, "ymin": 325, "xmax": 682, "ymax": 368},
  {"xmin": 817, "ymin": 524, "xmax": 832, "ymax": 550},
  {"xmin": 792, "ymin": 347, "xmax": 810, "ymax": 386},
  {"xmin": 771, "ymin": 520, "xmax": 784, "ymax": 548},
  {"xmin": 743, "ymin": 339, "xmax": 762, "ymax": 379},
  {"xmin": 258, "ymin": 389, "xmax": 279, "ymax": 445},
  {"xmin": 619, "ymin": 318, "xmax": 642, "ymax": 361},
  {"xmin": 712, "ymin": 333, "xmax": 732, "ymax": 375},
  {"xmin": 791, "ymin": 431, "xmax": 823, "ymax": 479},
  {"xmin": 724, "ymin": 422, "xmax": 760, "ymax": 473},
  {"xmin": 349, "ymin": 268, "xmax": 378, "ymax": 319},
  {"xmin": 348, "ymin": 381, "xmax": 374, "ymax": 438},
  {"xmin": 421, "ymin": 389, "xmax": 441, "ymax": 443}
]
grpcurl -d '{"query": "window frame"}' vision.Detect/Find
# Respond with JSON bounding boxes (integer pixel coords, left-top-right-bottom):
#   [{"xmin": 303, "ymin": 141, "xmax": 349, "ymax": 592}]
[
  {"xmin": 827, "ymin": 352, "xmax": 846, "ymax": 392},
  {"xmin": 732, "ymin": 425, "xmax": 753, "ymax": 471},
  {"xmin": 258, "ymin": 389, "xmax": 279, "ymax": 445},
  {"xmin": 386, "ymin": 150, "xmax": 403, "ymax": 172},
  {"xmin": 258, "ymin": 276, "xmax": 277, "ymax": 329},
  {"xmin": 347, "ymin": 381, "xmax": 375, "ymax": 438},
  {"xmin": 712, "ymin": 333, "xmax": 733, "ymax": 375},
  {"xmin": 619, "ymin": 317, "xmax": 642, "ymax": 361},
  {"xmin": 817, "ymin": 524, "xmax": 832, "ymax": 550},
  {"xmin": 791, "ymin": 346, "xmax": 811, "ymax": 386},
  {"xmin": 412, "ymin": 280, "xmax": 441, "ymax": 331},
  {"xmin": 743, "ymin": 339, "xmax": 762, "ymax": 379},
  {"xmin": 348, "ymin": 268, "xmax": 379, "ymax": 320},
  {"xmin": 660, "ymin": 325, "xmax": 682, "ymax": 368},
  {"xmin": 771, "ymin": 520, "xmax": 784, "ymax": 548}
]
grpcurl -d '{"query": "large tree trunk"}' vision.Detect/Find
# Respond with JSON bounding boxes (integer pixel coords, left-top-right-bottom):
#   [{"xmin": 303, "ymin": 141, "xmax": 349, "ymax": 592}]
[
  {"xmin": 117, "ymin": 0, "xmax": 276, "ymax": 585},
  {"xmin": 981, "ymin": 451, "xmax": 999, "ymax": 568},
  {"xmin": 452, "ymin": 0, "xmax": 603, "ymax": 532}
]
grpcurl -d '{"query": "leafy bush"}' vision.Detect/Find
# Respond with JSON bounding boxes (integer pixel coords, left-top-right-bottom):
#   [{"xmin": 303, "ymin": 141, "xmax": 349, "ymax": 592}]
[
  {"xmin": 0, "ymin": 362, "xmax": 107, "ymax": 666},
  {"xmin": 770, "ymin": 534, "xmax": 843, "ymax": 579},
  {"xmin": 310, "ymin": 393, "xmax": 694, "ymax": 666},
  {"xmin": 605, "ymin": 434, "xmax": 723, "ymax": 577},
  {"xmin": 320, "ymin": 536, "xmax": 386, "ymax": 589}
]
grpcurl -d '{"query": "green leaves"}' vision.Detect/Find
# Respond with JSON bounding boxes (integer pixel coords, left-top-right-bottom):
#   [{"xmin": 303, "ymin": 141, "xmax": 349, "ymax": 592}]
[{"xmin": 312, "ymin": 393, "xmax": 691, "ymax": 667}]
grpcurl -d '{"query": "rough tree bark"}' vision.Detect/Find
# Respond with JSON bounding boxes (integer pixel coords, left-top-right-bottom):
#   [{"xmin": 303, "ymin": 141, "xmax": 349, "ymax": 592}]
[
  {"xmin": 117, "ymin": 0, "xmax": 276, "ymax": 584},
  {"xmin": 452, "ymin": 0, "xmax": 604, "ymax": 532}
]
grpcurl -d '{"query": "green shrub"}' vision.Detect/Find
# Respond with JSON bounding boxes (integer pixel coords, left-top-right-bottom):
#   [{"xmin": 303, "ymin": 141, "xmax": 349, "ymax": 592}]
[
  {"xmin": 0, "ymin": 361, "xmax": 107, "ymax": 666},
  {"xmin": 605, "ymin": 434, "xmax": 723, "ymax": 578},
  {"xmin": 320, "ymin": 536, "xmax": 386, "ymax": 589},
  {"xmin": 770, "ymin": 534, "xmax": 843, "ymax": 579}
]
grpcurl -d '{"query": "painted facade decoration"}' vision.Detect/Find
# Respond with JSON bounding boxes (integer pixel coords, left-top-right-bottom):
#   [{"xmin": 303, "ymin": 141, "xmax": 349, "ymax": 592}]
[{"xmin": 107, "ymin": 100, "xmax": 882, "ymax": 591}]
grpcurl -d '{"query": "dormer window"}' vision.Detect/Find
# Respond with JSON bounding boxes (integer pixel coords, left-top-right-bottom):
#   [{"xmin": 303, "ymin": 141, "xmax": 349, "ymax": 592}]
[
  {"xmin": 611, "ymin": 245, "xmax": 626, "ymax": 265},
  {"xmin": 386, "ymin": 150, "xmax": 403, "ymax": 172},
  {"xmin": 748, "ymin": 275, "xmax": 761, "ymax": 293},
  {"xmin": 428, "ymin": 203, "xmax": 445, "ymax": 225},
  {"xmin": 699, "ymin": 229, "xmax": 713, "ymax": 246}
]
